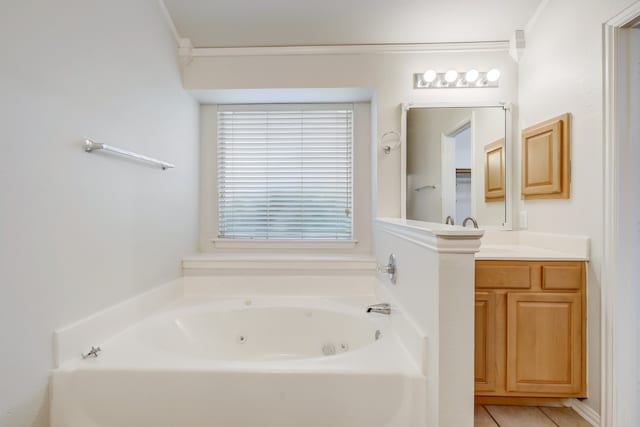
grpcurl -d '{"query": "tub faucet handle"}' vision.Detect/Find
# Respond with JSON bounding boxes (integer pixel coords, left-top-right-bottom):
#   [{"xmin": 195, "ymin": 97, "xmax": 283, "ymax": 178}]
[
  {"xmin": 376, "ymin": 254, "xmax": 397, "ymax": 284},
  {"xmin": 366, "ymin": 303, "xmax": 391, "ymax": 315},
  {"xmin": 81, "ymin": 346, "xmax": 102, "ymax": 359}
]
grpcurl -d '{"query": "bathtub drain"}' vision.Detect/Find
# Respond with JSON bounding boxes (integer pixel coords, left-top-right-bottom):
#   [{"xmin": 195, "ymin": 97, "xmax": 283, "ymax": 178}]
[{"xmin": 237, "ymin": 335, "xmax": 247, "ymax": 344}]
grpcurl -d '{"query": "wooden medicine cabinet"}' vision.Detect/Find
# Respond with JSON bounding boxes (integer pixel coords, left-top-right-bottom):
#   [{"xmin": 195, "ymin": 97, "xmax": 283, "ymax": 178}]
[{"xmin": 521, "ymin": 113, "xmax": 571, "ymax": 200}]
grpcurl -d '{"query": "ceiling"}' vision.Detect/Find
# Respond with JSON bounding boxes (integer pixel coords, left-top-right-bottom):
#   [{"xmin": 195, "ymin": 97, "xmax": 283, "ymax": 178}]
[{"xmin": 162, "ymin": 0, "xmax": 542, "ymax": 48}]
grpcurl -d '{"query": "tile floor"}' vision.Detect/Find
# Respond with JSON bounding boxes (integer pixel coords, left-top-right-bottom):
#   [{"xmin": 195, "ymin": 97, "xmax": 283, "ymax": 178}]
[{"xmin": 475, "ymin": 405, "xmax": 593, "ymax": 426}]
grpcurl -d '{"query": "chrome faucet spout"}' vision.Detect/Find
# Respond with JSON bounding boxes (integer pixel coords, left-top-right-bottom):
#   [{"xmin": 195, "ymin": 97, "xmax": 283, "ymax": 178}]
[
  {"xmin": 366, "ymin": 303, "xmax": 391, "ymax": 315},
  {"xmin": 445, "ymin": 215, "xmax": 455, "ymax": 225},
  {"xmin": 462, "ymin": 216, "xmax": 479, "ymax": 229}
]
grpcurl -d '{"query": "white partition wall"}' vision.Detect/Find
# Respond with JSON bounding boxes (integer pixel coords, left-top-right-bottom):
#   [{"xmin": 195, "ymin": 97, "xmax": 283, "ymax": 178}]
[{"xmin": 373, "ymin": 219, "xmax": 482, "ymax": 427}]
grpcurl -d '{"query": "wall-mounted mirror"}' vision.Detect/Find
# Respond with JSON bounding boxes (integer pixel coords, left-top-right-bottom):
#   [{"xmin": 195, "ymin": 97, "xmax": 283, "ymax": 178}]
[{"xmin": 401, "ymin": 105, "xmax": 510, "ymax": 228}]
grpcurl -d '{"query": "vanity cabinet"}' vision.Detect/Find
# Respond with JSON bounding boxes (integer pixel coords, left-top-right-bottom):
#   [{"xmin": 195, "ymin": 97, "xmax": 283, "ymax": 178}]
[{"xmin": 474, "ymin": 260, "xmax": 586, "ymax": 399}]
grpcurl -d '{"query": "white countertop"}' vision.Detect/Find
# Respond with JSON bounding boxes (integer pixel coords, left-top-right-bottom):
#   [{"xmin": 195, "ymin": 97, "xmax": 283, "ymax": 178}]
[
  {"xmin": 476, "ymin": 230, "xmax": 590, "ymax": 261},
  {"xmin": 476, "ymin": 244, "xmax": 588, "ymax": 261},
  {"xmin": 375, "ymin": 217, "xmax": 484, "ymax": 237}
]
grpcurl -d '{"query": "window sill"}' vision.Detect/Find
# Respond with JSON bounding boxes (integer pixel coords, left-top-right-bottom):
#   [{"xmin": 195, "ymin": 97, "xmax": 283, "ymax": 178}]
[{"xmin": 211, "ymin": 238, "xmax": 359, "ymax": 250}]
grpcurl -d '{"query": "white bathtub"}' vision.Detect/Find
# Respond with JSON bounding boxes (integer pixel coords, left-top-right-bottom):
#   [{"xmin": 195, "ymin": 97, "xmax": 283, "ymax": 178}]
[{"xmin": 51, "ymin": 296, "xmax": 426, "ymax": 427}]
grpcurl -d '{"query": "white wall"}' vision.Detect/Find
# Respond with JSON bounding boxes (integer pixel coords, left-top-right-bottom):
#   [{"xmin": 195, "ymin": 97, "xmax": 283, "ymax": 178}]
[
  {"xmin": 182, "ymin": 51, "xmax": 518, "ymax": 218},
  {"xmin": 518, "ymin": 0, "xmax": 637, "ymax": 414},
  {"xmin": 373, "ymin": 221, "xmax": 480, "ymax": 427},
  {"xmin": 0, "ymin": 2, "xmax": 199, "ymax": 426}
]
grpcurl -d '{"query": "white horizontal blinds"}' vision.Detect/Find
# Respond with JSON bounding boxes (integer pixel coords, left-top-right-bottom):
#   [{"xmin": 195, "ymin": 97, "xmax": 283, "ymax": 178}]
[{"xmin": 217, "ymin": 104, "xmax": 353, "ymax": 240}]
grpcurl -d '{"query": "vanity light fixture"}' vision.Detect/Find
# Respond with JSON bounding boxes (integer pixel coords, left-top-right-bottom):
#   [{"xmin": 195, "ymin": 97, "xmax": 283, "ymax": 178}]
[
  {"xmin": 486, "ymin": 68, "xmax": 501, "ymax": 82},
  {"xmin": 465, "ymin": 69, "xmax": 479, "ymax": 83},
  {"xmin": 413, "ymin": 68, "xmax": 501, "ymax": 89},
  {"xmin": 444, "ymin": 69, "xmax": 458, "ymax": 83},
  {"xmin": 423, "ymin": 69, "xmax": 437, "ymax": 83}
]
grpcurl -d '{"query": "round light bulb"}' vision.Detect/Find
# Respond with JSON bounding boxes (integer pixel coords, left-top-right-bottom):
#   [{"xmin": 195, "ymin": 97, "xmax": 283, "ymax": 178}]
[
  {"xmin": 465, "ymin": 69, "xmax": 479, "ymax": 82},
  {"xmin": 422, "ymin": 69, "xmax": 437, "ymax": 83},
  {"xmin": 486, "ymin": 68, "xmax": 501, "ymax": 82},
  {"xmin": 444, "ymin": 69, "xmax": 458, "ymax": 83}
]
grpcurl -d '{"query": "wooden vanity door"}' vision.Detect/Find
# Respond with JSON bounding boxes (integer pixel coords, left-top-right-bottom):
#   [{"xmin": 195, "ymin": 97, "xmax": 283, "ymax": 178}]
[
  {"xmin": 505, "ymin": 292, "xmax": 583, "ymax": 395},
  {"xmin": 475, "ymin": 292, "xmax": 497, "ymax": 392}
]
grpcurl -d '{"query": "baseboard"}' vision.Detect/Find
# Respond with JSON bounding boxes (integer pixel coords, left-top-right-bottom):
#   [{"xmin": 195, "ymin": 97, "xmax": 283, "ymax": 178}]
[
  {"xmin": 565, "ymin": 398, "xmax": 600, "ymax": 426},
  {"xmin": 53, "ymin": 278, "xmax": 183, "ymax": 368},
  {"xmin": 475, "ymin": 396, "xmax": 566, "ymax": 406}
]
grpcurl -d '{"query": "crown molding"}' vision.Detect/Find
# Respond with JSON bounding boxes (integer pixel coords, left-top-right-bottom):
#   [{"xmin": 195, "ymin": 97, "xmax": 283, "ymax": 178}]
[
  {"xmin": 189, "ymin": 41, "xmax": 510, "ymax": 57},
  {"xmin": 524, "ymin": 0, "xmax": 551, "ymax": 33},
  {"xmin": 509, "ymin": 30, "xmax": 526, "ymax": 62},
  {"xmin": 157, "ymin": 0, "xmax": 181, "ymax": 47}
]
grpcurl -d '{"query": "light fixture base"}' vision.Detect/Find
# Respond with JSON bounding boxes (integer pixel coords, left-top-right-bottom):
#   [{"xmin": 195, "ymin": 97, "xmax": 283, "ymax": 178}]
[{"xmin": 413, "ymin": 70, "xmax": 500, "ymax": 89}]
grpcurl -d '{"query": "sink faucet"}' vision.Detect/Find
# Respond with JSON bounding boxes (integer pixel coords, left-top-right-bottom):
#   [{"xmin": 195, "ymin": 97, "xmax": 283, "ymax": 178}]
[
  {"xmin": 445, "ymin": 215, "xmax": 455, "ymax": 225},
  {"xmin": 462, "ymin": 216, "xmax": 479, "ymax": 229},
  {"xmin": 366, "ymin": 303, "xmax": 391, "ymax": 315}
]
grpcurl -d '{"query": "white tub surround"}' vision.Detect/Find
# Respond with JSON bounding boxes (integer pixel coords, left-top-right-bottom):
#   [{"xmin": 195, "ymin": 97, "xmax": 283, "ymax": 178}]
[
  {"xmin": 478, "ymin": 230, "xmax": 590, "ymax": 260},
  {"xmin": 374, "ymin": 218, "xmax": 483, "ymax": 427},
  {"xmin": 53, "ymin": 279, "xmax": 183, "ymax": 368},
  {"xmin": 182, "ymin": 253, "xmax": 377, "ymax": 275},
  {"xmin": 51, "ymin": 295, "xmax": 426, "ymax": 427},
  {"xmin": 181, "ymin": 253, "xmax": 378, "ymax": 297}
]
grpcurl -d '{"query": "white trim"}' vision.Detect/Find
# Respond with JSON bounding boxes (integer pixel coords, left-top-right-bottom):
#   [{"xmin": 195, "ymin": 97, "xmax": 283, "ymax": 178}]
[
  {"xmin": 399, "ymin": 105, "xmax": 408, "ymax": 218},
  {"xmin": 524, "ymin": 0, "xmax": 552, "ymax": 33},
  {"xmin": 217, "ymin": 102, "xmax": 354, "ymax": 111},
  {"xmin": 607, "ymin": 1, "xmax": 640, "ymax": 26},
  {"xmin": 602, "ymin": 3, "xmax": 640, "ymax": 427},
  {"xmin": 443, "ymin": 116, "xmax": 472, "ymax": 138},
  {"xmin": 211, "ymin": 238, "xmax": 358, "ymax": 250},
  {"xmin": 157, "ymin": 0, "xmax": 182, "ymax": 47},
  {"xmin": 182, "ymin": 254, "xmax": 377, "ymax": 274},
  {"xmin": 602, "ymin": 22, "xmax": 618, "ymax": 427},
  {"xmin": 509, "ymin": 30, "xmax": 526, "ymax": 62},
  {"xmin": 190, "ymin": 41, "xmax": 510, "ymax": 57},
  {"xmin": 565, "ymin": 399, "xmax": 601, "ymax": 427},
  {"xmin": 399, "ymin": 102, "xmax": 513, "ymax": 229},
  {"xmin": 53, "ymin": 278, "xmax": 183, "ymax": 368},
  {"xmin": 374, "ymin": 218, "xmax": 483, "ymax": 254}
]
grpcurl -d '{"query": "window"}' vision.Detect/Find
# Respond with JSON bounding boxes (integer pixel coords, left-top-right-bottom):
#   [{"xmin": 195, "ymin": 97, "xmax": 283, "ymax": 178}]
[{"xmin": 217, "ymin": 104, "xmax": 353, "ymax": 240}]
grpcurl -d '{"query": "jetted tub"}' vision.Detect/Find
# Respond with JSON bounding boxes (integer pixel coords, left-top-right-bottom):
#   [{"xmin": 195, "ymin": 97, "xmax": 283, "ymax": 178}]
[{"xmin": 51, "ymin": 297, "xmax": 426, "ymax": 427}]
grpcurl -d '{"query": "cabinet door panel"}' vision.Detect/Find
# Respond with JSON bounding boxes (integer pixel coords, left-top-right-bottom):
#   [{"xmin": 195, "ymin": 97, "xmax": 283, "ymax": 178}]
[
  {"xmin": 475, "ymin": 292, "xmax": 497, "ymax": 392},
  {"xmin": 506, "ymin": 292, "xmax": 583, "ymax": 395}
]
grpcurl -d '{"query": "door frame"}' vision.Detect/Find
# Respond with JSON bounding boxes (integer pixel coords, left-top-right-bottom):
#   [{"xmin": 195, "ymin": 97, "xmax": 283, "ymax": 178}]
[
  {"xmin": 602, "ymin": 3, "xmax": 640, "ymax": 426},
  {"xmin": 441, "ymin": 116, "xmax": 473, "ymax": 223}
]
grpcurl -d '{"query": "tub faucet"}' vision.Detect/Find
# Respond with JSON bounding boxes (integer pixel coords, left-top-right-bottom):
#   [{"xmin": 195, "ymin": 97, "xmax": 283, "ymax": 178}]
[
  {"xmin": 462, "ymin": 216, "xmax": 479, "ymax": 229},
  {"xmin": 366, "ymin": 303, "xmax": 391, "ymax": 315}
]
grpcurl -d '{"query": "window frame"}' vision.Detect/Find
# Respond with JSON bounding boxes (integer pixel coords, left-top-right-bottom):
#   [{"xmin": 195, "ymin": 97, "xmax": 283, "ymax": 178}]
[{"xmin": 213, "ymin": 103, "xmax": 358, "ymax": 248}]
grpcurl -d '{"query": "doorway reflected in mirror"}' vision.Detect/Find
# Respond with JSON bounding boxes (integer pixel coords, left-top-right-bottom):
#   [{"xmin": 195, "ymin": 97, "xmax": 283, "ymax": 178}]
[{"xmin": 405, "ymin": 106, "xmax": 508, "ymax": 227}]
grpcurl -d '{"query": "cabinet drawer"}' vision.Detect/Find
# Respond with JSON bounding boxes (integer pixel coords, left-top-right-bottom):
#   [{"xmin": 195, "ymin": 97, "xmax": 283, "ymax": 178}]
[
  {"xmin": 476, "ymin": 262, "xmax": 532, "ymax": 289},
  {"xmin": 541, "ymin": 263, "xmax": 584, "ymax": 290}
]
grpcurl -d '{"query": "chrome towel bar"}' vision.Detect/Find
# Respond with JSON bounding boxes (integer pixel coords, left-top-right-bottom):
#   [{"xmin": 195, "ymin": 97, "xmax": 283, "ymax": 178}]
[
  {"xmin": 83, "ymin": 139, "xmax": 175, "ymax": 170},
  {"xmin": 414, "ymin": 184, "xmax": 437, "ymax": 191}
]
